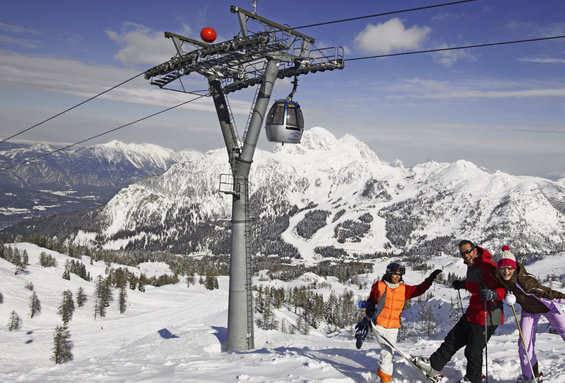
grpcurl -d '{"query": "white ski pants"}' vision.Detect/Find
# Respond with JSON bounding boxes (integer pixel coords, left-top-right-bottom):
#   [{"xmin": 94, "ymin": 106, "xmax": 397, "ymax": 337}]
[{"xmin": 375, "ymin": 325, "xmax": 399, "ymax": 377}]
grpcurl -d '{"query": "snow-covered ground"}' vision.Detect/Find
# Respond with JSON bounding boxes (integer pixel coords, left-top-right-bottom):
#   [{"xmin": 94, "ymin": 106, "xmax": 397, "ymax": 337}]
[{"xmin": 1, "ymin": 242, "xmax": 564, "ymax": 382}]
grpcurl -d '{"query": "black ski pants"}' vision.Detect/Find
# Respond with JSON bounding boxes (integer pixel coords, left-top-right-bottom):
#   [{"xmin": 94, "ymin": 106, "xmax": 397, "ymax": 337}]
[{"xmin": 429, "ymin": 314, "xmax": 497, "ymax": 383}]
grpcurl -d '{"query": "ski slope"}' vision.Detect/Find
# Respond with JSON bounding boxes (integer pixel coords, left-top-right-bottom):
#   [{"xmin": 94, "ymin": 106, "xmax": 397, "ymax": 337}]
[{"xmin": 1, "ymin": 242, "xmax": 564, "ymax": 382}]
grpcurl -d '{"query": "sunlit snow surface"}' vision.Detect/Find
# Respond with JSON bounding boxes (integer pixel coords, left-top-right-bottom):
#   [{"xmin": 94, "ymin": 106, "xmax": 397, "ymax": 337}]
[{"xmin": 1, "ymin": 242, "xmax": 564, "ymax": 382}]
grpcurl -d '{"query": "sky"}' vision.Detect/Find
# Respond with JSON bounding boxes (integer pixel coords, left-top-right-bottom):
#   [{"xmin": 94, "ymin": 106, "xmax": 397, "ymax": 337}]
[
  {"xmin": 1, "ymin": 242, "xmax": 564, "ymax": 382},
  {"xmin": 0, "ymin": 0, "xmax": 564, "ymax": 178}
]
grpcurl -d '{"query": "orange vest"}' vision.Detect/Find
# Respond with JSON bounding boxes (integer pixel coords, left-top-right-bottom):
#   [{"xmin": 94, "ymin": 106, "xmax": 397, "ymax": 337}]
[{"xmin": 375, "ymin": 281, "xmax": 406, "ymax": 329}]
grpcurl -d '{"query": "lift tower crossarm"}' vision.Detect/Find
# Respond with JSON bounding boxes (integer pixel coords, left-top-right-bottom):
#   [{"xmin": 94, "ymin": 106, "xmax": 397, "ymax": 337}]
[{"xmin": 230, "ymin": 5, "xmax": 315, "ymax": 45}]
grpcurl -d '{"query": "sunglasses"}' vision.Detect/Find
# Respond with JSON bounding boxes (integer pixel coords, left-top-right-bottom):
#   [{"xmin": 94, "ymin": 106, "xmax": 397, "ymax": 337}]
[{"xmin": 460, "ymin": 248, "xmax": 474, "ymax": 256}]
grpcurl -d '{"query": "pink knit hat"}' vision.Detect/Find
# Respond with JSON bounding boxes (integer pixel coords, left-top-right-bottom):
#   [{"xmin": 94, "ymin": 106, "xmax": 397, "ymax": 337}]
[{"xmin": 498, "ymin": 246, "xmax": 517, "ymax": 269}]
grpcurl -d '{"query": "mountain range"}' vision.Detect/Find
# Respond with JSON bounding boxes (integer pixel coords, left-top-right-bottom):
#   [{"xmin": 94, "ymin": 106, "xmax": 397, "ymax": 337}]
[
  {"xmin": 0, "ymin": 140, "xmax": 183, "ymax": 229},
  {"xmin": 2, "ymin": 128, "xmax": 564, "ymax": 260}
]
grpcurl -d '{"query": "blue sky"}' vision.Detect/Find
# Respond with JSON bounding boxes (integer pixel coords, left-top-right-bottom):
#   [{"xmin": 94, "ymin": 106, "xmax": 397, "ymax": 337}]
[{"xmin": 0, "ymin": 0, "xmax": 564, "ymax": 178}]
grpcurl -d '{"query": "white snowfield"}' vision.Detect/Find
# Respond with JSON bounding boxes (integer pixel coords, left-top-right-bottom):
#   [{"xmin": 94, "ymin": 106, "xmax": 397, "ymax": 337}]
[{"xmin": 1, "ymin": 242, "xmax": 564, "ymax": 382}]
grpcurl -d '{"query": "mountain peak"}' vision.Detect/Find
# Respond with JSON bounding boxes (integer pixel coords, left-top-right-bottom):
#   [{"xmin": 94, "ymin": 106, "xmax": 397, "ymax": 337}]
[{"xmin": 273, "ymin": 127, "xmax": 337, "ymax": 154}]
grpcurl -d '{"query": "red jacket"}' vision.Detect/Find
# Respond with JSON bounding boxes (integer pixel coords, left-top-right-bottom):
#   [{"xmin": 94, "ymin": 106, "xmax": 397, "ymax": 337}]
[{"xmin": 463, "ymin": 246, "xmax": 506, "ymax": 326}]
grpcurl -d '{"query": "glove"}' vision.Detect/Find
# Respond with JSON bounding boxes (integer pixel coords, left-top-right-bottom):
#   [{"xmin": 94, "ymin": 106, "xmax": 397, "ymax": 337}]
[
  {"xmin": 480, "ymin": 288, "xmax": 498, "ymax": 301},
  {"xmin": 504, "ymin": 292, "xmax": 516, "ymax": 306},
  {"xmin": 452, "ymin": 280, "xmax": 465, "ymax": 290},
  {"xmin": 358, "ymin": 300, "xmax": 368, "ymax": 309},
  {"xmin": 426, "ymin": 269, "xmax": 442, "ymax": 283}
]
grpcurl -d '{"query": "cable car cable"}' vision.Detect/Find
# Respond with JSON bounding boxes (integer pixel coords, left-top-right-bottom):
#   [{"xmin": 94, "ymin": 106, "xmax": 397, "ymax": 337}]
[
  {"xmin": 344, "ymin": 35, "xmax": 565, "ymax": 62},
  {"xmin": 289, "ymin": 0, "xmax": 478, "ymax": 31},
  {"xmin": 0, "ymin": 94, "xmax": 206, "ymax": 173},
  {"xmin": 0, "ymin": 72, "xmax": 145, "ymax": 145}
]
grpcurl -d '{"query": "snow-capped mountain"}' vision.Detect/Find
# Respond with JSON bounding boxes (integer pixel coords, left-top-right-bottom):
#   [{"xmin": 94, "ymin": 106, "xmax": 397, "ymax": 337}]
[
  {"xmin": 0, "ymin": 140, "xmax": 184, "ymax": 229},
  {"xmin": 3, "ymin": 128, "xmax": 564, "ymax": 259}
]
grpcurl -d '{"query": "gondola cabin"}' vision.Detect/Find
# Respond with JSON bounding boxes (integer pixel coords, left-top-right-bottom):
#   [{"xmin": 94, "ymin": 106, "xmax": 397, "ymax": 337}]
[{"xmin": 264, "ymin": 100, "xmax": 304, "ymax": 144}]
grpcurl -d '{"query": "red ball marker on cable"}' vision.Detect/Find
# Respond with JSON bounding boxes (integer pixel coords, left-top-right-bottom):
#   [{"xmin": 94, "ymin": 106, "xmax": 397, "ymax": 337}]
[{"xmin": 200, "ymin": 27, "xmax": 217, "ymax": 43}]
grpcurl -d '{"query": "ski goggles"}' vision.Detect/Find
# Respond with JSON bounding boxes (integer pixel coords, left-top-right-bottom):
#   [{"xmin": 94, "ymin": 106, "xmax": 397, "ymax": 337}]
[{"xmin": 391, "ymin": 266, "xmax": 405, "ymax": 275}]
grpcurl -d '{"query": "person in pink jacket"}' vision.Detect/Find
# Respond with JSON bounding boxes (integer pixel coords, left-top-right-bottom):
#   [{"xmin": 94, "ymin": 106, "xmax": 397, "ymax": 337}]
[{"xmin": 495, "ymin": 246, "xmax": 565, "ymax": 383}]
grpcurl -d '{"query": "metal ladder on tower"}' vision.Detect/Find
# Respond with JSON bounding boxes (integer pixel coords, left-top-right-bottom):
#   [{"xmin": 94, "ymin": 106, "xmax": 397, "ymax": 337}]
[
  {"xmin": 242, "ymin": 84, "xmax": 261, "ymax": 142},
  {"xmin": 223, "ymin": 93, "xmax": 242, "ymax": 145},
  {"xmin": 244, "ymin": 180, "xmax": 255, "ymax": 349}
]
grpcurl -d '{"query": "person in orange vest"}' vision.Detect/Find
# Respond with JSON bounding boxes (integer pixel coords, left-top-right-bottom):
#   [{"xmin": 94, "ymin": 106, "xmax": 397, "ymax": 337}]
[{"xmin": 364, "ymin": 262, "xmax": 442, "ymax": 383}]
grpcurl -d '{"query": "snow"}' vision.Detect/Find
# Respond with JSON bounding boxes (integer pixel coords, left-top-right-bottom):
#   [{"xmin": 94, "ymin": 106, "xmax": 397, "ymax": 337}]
[{"xmin": 1, "ymin": 243, "xmax": 564, "ymax": 382}]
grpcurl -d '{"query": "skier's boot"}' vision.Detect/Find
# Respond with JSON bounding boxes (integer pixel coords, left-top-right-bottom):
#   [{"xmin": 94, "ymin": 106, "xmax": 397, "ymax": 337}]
[
  {"xmin": 414, "ymin": 357, "xmax": 440, "ymax": 378},
  {"xmin": 516, "ymin": 375, "xmax": 542, "ymax": 383}
]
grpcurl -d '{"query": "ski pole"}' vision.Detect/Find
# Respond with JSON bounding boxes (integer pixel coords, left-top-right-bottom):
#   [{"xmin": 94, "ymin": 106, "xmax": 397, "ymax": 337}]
[
  {"xmin": 484, "ymin": 300, "xmax": 488, "ymax": 383},
  {"xmin": 457, "ymin": 290, "xmax": 464, "ymax": 315},
  {"xmin": 511, "ymin": 304, "xmax": 537, "ymax": 382}
]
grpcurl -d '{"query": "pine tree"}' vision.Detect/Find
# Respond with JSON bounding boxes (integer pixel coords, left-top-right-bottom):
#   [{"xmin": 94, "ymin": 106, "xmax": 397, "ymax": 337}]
[
  {"xmin": 119, "ymin": 286, "xmax": 127, "ymax": 314},
  {"xmin": 22, "ymin": 250, "xmax": 29, "ymax": 266},
  {"xmin": 419, "ymin": 302, "xmax": 437, "ymax": 337},
  {"xmin": 51, "ymin": 325, "xmax": 73, "ymax": 364},
  {"xmin": 94, "ymin": 276, "xmax": 113, "ymax": 318},
  {"xmin": 8, "ymin": 311, "xmax": 22, "ymax": 331},
  {"xmin": 324, "ymin": 293, "xmax": 339, "ymax": 331},
  {"xmin": 0, "ymin": 292, "xmax": 4, "ymax": 304},
  {"xmin": 12, "ymin": 249, "xmax": 27, "ymax": 275},
  {"xmin": 76, "ymin": 287, "xmax": 87, "ymax": 308},
  {"xmin": 58, "ymin": 290, "xmax": 75, "ymax": 324},
  {"xmin": 30, "ymin": 291, "xmax": 41, "ymax": 318},
  {"xmin": 204, "ymin": 274, "xmax": 218, "ymax": 290}
]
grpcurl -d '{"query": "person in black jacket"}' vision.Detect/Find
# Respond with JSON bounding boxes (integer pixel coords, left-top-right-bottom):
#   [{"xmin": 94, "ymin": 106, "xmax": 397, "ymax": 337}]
[{"xmin": 415, "ymin": 240, "xmax": 505, "ymax": 383}]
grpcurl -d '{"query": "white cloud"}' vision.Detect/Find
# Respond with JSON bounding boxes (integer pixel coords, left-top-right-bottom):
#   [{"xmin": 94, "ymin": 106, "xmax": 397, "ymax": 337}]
[
  {"xmin": 0, "ymin": 49, "xmax": 220, "ymax": 111},
  {"xmin": 432, "ymin": 43, "xmax": 475, "ymax": 66},
  {"xmin": 354, "ymin": 18, "xmax": 430, "ymax": 54},
  {"xmin": 383, "ymin": 78, "xmax": 565, "ymax": 100},
  {"xmin": 0, "ymin": 21, "xmax": 39, "ymax": 34},
  {"xmin": 519, "ymin": 57, "xmax": 565, "ymax": 64},
  {"xmin": 0, "ymin": 34, "xmax": 38, "ymax": 49},
  {"xmin": 105, "ymin": 22, "xmax": 177, "ymax": 67}
]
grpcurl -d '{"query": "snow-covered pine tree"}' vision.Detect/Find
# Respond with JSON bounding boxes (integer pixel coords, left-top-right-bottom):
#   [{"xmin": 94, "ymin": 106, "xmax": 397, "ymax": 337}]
[
  {"xmin": 22, "ymin": 250, "xmax": 29, "ymax": 267},
  {"xmin": 8, "ymin": 310, "xmax": 22, "ymax": 331},
  {"xmin": 94, "ymin": 276, "xmax": 113, "ymax": 318},
  {"xmin": 39, "ymin": 252, "xmax": 57, "ymax": 267},
  {"xmin": 204, "ymin": 274, "xmax": 218, "ymax": 290},
  {"xmin": 29, "ymin": 291, "xmax": 41, "ymax": 318},
  {"xmin": 76, "ymin": 286, "xmax": 87, "ymax": 308},
  {"xmin": 51, "ymin": 325, "xmax": 73, "ymax": 364},
  {"xmin": 119, "ymin": 286, "xmax": 127, "ymax": 314},
  {"xmin": 418, "ymin": 295, "xmax": 437, "ymax": 337},
  {"xmin": 58, "ymin": 290, "xmax": 75, "ymax": 324}
]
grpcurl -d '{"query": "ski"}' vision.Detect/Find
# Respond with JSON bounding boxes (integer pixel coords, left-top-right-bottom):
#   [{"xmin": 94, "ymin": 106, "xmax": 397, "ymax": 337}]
[{"xmin": 368, "ymin": 319, "xmax": 442, "ymax": 383}]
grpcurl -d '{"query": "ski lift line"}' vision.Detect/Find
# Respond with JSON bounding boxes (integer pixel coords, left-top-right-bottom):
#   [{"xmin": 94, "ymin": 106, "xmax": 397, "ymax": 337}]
[
  {"xmin": 0, "ymin": 95, "xmax": 206, "ymax": 173},
  {"xmin": 344, "ymin": 35, "xmax": 565, "ymax": 62},
  {"xmin": 0, "ymin": 72, "xmax": 145, "ymax": 145},
  {"xmin": 287, "ymin": 0, "xmax": 479, "ymax": 31}
]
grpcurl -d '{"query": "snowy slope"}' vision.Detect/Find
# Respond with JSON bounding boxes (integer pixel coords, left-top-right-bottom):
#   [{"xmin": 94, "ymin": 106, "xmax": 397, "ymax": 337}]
[{"xmin": 1, "ymin": 242, "xmax": 564, "ymax": 383}]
